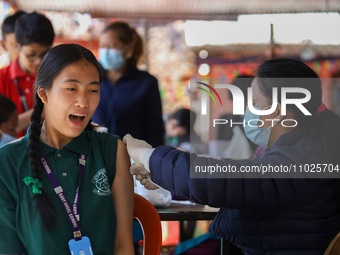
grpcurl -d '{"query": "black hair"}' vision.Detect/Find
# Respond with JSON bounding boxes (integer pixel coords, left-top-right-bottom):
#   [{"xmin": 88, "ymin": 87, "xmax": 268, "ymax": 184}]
[
  {"xmin": 171, "ymin": 108, "xmax": 196, "ymax": 133},
  {"xmin": 0, "ymin": 95, "xmax": 17, "ymax": 124},
  {"xmin": 15, "ymin": 11, "xmax": 55, "ymax": 46},
  {"xmin": 256, "ymin": 58, "xmax": 340, "ymax": 165},
  {"xmin": 29, "ymin": 44, "xmax": 101, "ymax": 228},
  {"xmin": 1, "ymin": 10, "xmax": 26, "ymax": 39},
  {"xmin": 104, "ymin": 21, "xmax": 143, "ymax": 67},
  {"xmin": 228, "ymin": 75, "xmax": 254, "ymax": 101}
]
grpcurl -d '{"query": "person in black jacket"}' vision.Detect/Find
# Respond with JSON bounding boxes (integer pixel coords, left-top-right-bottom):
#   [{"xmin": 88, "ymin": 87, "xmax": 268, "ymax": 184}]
[
  {"xmin": 124, "ymin": 58, "xmax": 340, "ymax": 255},
  {"xmin": 92, "ymin": 21, "xmax": 165, "ymax": 147}
]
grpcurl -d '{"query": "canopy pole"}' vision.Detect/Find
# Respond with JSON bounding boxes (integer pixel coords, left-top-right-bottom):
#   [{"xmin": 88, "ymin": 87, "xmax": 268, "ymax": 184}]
[
  {"xmin": 270, "ymin": 23, "xmax": 276, "ymax": 59},
  {"xmin": 142, "ymin": 18, "xmax": 149, "ymax": 71}
]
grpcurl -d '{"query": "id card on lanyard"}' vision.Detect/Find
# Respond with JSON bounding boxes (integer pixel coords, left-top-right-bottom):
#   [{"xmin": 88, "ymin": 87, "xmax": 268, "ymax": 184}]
[{"xmin": 41, "ymin": 154, "xmax": 94, "ymax": 255}]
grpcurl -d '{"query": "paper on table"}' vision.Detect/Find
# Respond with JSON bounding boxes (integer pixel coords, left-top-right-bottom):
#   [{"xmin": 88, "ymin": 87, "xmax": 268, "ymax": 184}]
[{"xmin": 171, "ymin": 200, "xmax": 197, "ymax": 206}]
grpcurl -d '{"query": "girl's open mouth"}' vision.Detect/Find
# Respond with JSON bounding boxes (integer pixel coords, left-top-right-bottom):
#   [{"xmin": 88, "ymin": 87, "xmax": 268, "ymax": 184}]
[{"xmin": 69, "ymin": 114, "xmax": 86, "ymax": 126}]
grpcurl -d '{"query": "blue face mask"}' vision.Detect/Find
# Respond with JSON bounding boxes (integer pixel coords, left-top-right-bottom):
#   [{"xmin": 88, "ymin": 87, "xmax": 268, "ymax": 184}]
[
  {"xmin": 98, "ymin": 48, "xmax": 125, "ymax": 70},
  {"xmin": 244, "ymin": 106, "xmax": 279, "ymax": 148},
  {"xmin": 0, "ymin": 131, "xmax": 17, "ymax": 147}
]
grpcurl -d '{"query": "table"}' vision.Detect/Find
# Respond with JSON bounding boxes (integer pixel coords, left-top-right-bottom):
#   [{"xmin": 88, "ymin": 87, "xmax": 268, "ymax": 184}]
[
  {"xmin": 157, "ymin": 200, "xmax": 231, "ymax": 255},
  {"xmin": 157, "ymin": 200, "xmax": 219, "ymax": 221}
]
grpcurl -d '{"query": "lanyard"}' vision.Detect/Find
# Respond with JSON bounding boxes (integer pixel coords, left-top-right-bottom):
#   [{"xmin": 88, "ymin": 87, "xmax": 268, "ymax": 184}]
[
  {"xmin": 41, "ymin": 154, "xmax": 86, "ymax": 240},
  {"xmin": 14, "ymin": 78, "xmax": 29, "ymax": 112}
]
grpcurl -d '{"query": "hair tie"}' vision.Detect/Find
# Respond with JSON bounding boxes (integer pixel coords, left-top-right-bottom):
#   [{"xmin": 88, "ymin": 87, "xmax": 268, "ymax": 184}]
[
  {"xmin": 23, "ymin": 177, "xmax": 43, "ymax": 194},
  {"xmin": 317, "ymin": 103, "xmax": 327, "ymax": 114}
]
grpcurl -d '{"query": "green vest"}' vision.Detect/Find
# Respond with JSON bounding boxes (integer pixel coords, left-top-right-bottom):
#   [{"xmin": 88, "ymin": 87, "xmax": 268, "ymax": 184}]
[{"xmin": 0, "ymin": 130, "xmax": 118, "ymax": 255}]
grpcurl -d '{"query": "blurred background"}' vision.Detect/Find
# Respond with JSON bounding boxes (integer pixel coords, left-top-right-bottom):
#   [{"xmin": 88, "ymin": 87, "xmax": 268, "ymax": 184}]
[
  {"xmin": 2, "ymin": 0, "xmax": 340, "ymax": 116},
  {"xmin": 2, "ymin": 0, "xmax": 340, "ymax": 251}
]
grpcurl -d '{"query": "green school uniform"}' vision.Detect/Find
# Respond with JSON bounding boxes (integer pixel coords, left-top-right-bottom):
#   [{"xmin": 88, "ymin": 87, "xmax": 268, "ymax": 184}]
[{"xmin": 0, "ymin": 130, "xmax": 119, "ymax": 255}]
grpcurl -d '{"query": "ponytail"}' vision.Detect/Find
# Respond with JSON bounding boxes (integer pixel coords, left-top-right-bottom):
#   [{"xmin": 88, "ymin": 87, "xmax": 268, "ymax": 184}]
[
  {"xmin": 29, "ymin": 93, "xmax": 56, "ymax": 229},
  {"xmin": 127, "ymin": 27, "xmax": 143, "ymax": 67}
]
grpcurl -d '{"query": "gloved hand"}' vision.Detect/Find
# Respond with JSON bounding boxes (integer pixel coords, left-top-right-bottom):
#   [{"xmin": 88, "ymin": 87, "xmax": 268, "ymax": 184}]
[
  {"xmin": 138, "ymin": 175, "xmax": 160, "ymax": 190},
  {"xmin": 123, "ymin": 134, "xmax": 159, "ymax": 190},
  {"xmin": 130, "ymin": 163, "xmax": 150, "ymax": 178},
  {"xmin": 123, "ymin": 134, "xmax": 152, "ymax": 166}
]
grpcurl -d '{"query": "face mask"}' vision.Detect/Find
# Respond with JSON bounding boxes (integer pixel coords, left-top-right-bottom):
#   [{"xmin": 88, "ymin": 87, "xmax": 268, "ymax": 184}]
[
  {"xmin": 243, "ymin": 106, "xmax": 279, "ymax": 148},
  {"xmin": 98, "ymin": 48, "xmax": 125, "ymax": 70},
  {"xmin": 0, "ymin": 131, "xmax": 17, "ymax": 147}
]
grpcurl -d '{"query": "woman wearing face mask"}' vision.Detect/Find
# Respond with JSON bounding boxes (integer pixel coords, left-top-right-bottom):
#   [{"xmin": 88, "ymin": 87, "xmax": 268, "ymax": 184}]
[
  {"xmin": 93, "ymin": 21, "xmax": 165, "ymax": 147},
  {"xmin": 123, "ymin": 58, "xmax": 340, "ymax": 255},
  {"xmin": 0, "ymin": 94, "xmax": 18, "ymax": 146}
]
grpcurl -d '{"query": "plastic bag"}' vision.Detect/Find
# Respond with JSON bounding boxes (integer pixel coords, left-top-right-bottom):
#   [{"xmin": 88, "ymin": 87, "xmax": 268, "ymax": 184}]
[{"xmin": 133, "ymin": 176, "xmax": 172, "ymax": 208}]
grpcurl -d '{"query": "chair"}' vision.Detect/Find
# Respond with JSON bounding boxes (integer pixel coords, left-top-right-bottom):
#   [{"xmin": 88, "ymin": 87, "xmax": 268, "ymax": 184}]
[
  {"xmin": 134, "ymin": 193, "xmax": 162, "ymax": 255},
  {"xmin": 324, "ymin": 233, "xmax": 340, "ymax": 255}
]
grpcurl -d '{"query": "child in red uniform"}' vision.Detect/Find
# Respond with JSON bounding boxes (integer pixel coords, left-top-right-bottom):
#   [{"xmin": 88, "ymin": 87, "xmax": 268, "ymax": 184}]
[{"xmin": 0, "ymin": 12, "xmax": 54, "ymax": 137}]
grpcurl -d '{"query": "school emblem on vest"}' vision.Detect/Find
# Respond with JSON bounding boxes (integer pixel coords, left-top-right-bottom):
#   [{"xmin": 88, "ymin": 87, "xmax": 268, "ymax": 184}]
[{"xmin": 92, "ymin": 168, "xmax": 111, "ymax": 196}]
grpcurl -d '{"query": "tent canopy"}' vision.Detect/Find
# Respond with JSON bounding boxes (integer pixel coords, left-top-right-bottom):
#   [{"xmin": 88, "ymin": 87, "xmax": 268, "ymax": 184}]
[{"xmin": 7, "ymin": 0, "xmax": 340, "ymax": 20}]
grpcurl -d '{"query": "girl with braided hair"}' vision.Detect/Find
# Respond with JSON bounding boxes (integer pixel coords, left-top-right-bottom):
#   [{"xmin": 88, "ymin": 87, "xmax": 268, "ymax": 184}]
[{"xmin": 0, "ymin": 43, "xmax": 134, "ymax": 255}]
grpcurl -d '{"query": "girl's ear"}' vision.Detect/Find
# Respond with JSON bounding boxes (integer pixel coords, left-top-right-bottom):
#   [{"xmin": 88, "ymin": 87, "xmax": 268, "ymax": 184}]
[{"xmin": 37, "ymin": 87, "xmax": 48, "ymax": 104}]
